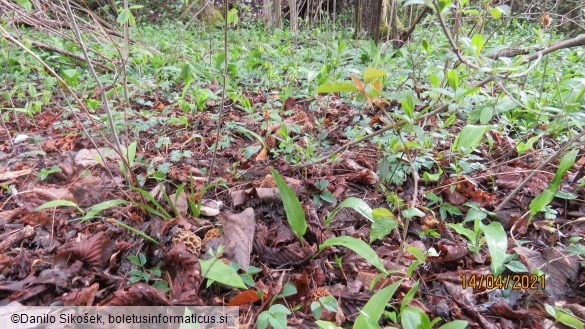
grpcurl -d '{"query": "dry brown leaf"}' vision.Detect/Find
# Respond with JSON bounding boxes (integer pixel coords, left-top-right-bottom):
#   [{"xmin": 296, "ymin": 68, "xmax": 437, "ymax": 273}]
[
  {"xmin": 74, "ymin": 148, "xmax": 121, "ymax": 169},
  {"xmin": 33, "ymin": 187, "xmax": 76, "ymax": 202},
  {"xmin": 514, "ymin": 246, "xmax": 579, "ymax": 298},
  {"xmin": 0, "ymin": 169, "xmax": 33, "ymax": 181},
  {"xmin": 255, "ymin": 147, "xmax": 268, "ymax": 161},
  {"xmin": 169, "ymin": 191, "xmax": 189, "ymax": 217},
  {"xmin": 56, "ymin": 231, "xmax": 113, "ymax": 268},
  {"xmin": 62, "ymin": 283, "xmax": 99, "ymax": 306},
  {"xmin": 221, "ymin": 208, "xmax": 255, "ymax": 270}
]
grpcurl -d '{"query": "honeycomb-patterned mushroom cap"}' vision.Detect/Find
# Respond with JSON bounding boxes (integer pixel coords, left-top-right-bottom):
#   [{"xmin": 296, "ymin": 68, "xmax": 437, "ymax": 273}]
[
  {"xmin": 310, "ymin": 287, "xmax": 331, "ymax": 301},
  {"xmin": 172, "ymin": 230, "xmax": 202, "ymax": 256},
  {"xmin": 202, "ymin": 228, "xmax": 221, "ymax": 248}
]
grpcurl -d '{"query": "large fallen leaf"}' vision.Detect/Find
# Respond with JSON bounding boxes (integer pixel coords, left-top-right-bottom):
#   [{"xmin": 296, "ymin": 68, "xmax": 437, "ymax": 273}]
[
  {"xmin": 55, "ymin": 231, "xmax": 114, "ymax": 268},
  {"xmin": 221, "ymin": 208, "xmax": 255, "ymax": 270},
  {"xmin": 33, "ymin": 187, "xmax": 76, "ymax": 203},
  {"xmin": 164, "ymin": 244, "xmax": 202, "ymax": 300},
  {"xmin": 74, "ymin": 148, "xmax": 121, "ymax": 169},
  {"xmin": 515, "ymin": 246, "xmax": 579, "ymax": 298},
  {"xmin": 99, "ymin": 283, "xmax": 171, "ymax": 306}
]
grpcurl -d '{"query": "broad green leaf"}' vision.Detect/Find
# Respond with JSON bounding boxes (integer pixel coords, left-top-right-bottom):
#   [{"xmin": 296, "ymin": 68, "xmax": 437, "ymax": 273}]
[
  {"xmin": 321, "ymin": 295, "xmax": 339, "ymax": 312},
  {"xmin": 36, "ymin": 200, "xmax": 83, "ymax": 213},
  {"xmin": 529, "ymin": 189, "xmax": 555, "ymax": 218},
  {"xmin": 438, "ymin": 320, "xmax": 470, "ymax": 329},
  {"xmin": 370, "ymin": 212, "xmax": 397, "ymax": 243},
  {"xmin": 81, "ymin": 199, "xmax": 128, "ymax": 222},
  {"xmin": 364, "ymin": 68, "xmax": 387, "ymax": 84},
  {"xmin": 401, "ymin": 92, "xmax": 419, "ymax": 118},
  {"xmin": 238, "ymin": 127, "xmax": 267, "ymax": 149},
  {"xmin": 471, "ymin": 34, "xmax": 484, "ymax": 55},
  {"xmin": 199, "ymin": 258, "xmax": 246, "ymax": 289},
  {"xmin": 447, "ymin": 223, "xmax": 475, "ymax": 242},
  {"xmin": 506, "ymin": 260, "xmax": 528, "ymax": 273},
  {"xmin": 315, "ymin": 320, "xmax": 343, "ymax": 329},
  {"xmin": 545, "ymin": 305, "xmax": 584, "ymax": 329},
  {"xmin": 311, "ymin": 301, "xmax": 323, "ymax": 320},
  {"xmin": 316, "ymin": 81, "xmax": 360, "ymax": 93},
  {"xmin": 320, "ymin": 236, "xmax": 387, "ymax": 274},
  {"xmin": 126, "ymin": 141, "xmax": 138, "ymax": 168},
  {"xmin": 550, "ymin": 149, "xmax": 578, "ymax": 190},
  {"xmin": 400, "ymin": 281, "xmax": 420, "ymax": 311},
  {"xmin": 447, "ymin": 69, "xmax": 458, "ymax": 91},
  {"xmin": 271, "ymin": 168, "xmax": 307, "ymax": 238},
  {"xmin": 117, "ymin": 8, "xmax": 130, "ymax": 25},
  {"xmin": 402, "ymin": 207, "xmax": 425, "ymax": 219},
  {"xmin": 454, "ymin": 125, "xmax": 489, "ymax": 152},
  {"xmin": 530, "ymin": 150, "xmax": 577, "ymax": 219},
  {"xmin": 407, "ymin": 246, "xmax": 426, "ymax": 262},
  {"xmin": 325, "ymin": 197, "xmax": 373, "ymax": 225},
  {"xmin": 480, "ymin": 221, "xmax": 507, "ymax": 274},
  {"xmin": 354, "ymin": 279, "xmax": 403, "ymax": 328},
  {"xmin": 279, "ymin": 281, "xmax": 297, "ymax": 298},
  {"xmin": 401, "ymin": 306, "xmax": 430, "ymax": 329}
]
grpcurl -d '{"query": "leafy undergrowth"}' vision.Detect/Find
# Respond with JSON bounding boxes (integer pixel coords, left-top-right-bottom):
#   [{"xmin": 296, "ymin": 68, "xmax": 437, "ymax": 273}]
[{"xmin": 1, "ymin": 15, "xmax": 585, "ymax": 329}]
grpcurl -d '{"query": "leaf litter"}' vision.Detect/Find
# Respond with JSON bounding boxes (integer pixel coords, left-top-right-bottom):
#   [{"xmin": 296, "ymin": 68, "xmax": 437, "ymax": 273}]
[{"xmin": 0, "ymin": 49, "xmax": 584, "ymax": 329}]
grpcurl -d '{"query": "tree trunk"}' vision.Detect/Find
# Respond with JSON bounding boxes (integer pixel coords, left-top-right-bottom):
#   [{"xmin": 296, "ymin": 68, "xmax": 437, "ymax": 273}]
[
  {"xmin": 354, "ymin": 0, "xmax": 383, "ymax": 40},
  {"xmin": 289, "ymin": 0, "xmax": 298, "ymax": 32}
]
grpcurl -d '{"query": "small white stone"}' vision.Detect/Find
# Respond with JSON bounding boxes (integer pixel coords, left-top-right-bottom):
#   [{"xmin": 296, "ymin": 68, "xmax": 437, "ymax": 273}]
[
  {"xmin": 199, "ymin": 206, "xmax": 220, "ymax": 217},
  {"xmin": 13, "ymin": 134, "xmax": 29, "ymax": 144}
]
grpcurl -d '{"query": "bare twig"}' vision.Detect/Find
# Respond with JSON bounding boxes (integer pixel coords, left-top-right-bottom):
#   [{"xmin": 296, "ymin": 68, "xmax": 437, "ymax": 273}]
[
  {"xmin": 30, "ymin": 40, "xmax": 114, "ymax": 72},
  {"xmin": 207, "ymin": 0, "xmax": 229, "ymax": 185},
  {"xmin": 63, "ymin": 0, "xmax": 123, "ymax": 154},
  {"xmin": 0, "ymin": 25, "xmax": 134, "ymax": 199},
  {"xmin": 495, "ymin": 129, "xmax": 585, "ymax": 211}
]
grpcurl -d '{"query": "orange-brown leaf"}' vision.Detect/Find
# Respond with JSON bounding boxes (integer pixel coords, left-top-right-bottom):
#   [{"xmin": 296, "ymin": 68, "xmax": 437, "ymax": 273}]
[
  {"xmin": 255, "ymin": 147, "xmax": 268, "ymax": 161},
  {"xmin": 351, "ymin": 74, "xmax": 365, "ymax": 93},
  {"xmin": 227, "ymin": 289, "xmax": 264, "ymax": 306},
  {"xmin": 541, "ymin": 13, "xmax": 551, "ymax": 28},
  {"xmin": 373, "ymin": 79, "xmax": 381, "ymax": 93}
]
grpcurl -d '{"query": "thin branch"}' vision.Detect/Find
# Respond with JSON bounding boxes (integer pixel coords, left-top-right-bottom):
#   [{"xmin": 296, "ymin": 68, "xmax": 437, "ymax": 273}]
[
  {"xmin": 495, "ymin": 129, "xmax": 585, "ymax": 211},
  {"xmin": 63, "ymin": 0, "xmax": 123, "ymax": 154},
  {"xmin": 207, "ymin": 0, "xmax": 229, "ymax": 185},
  {"xmin": 30, "ymin": 40, "xmax": 114, "ymax": 72}
]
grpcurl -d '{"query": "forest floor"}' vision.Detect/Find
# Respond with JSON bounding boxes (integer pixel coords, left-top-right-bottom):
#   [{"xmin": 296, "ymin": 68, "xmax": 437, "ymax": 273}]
[{"xmin": 1, "ymin": 18, "xmax": 584, "ymax": 329}]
